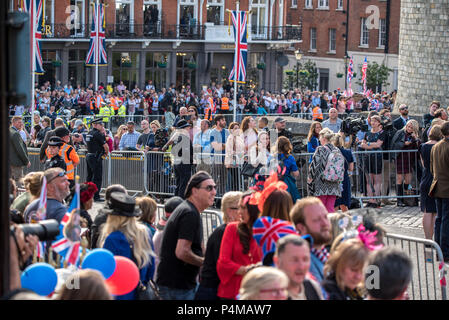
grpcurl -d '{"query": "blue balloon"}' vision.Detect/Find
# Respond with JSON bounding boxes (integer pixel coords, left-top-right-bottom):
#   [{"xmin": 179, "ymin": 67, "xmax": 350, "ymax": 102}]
[
  {"xmin": 81, "ymin": 248, "xmax": 116, "ymax": 279},
  {"xmin": 21, "ymin": 263, "xmax": 58, "ymax": 296}
]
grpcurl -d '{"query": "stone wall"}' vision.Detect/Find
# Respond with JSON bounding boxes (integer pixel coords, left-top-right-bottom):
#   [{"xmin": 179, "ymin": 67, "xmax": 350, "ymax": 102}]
[{"xmin": 395, "ymin": 0, "xmax": 449, "ymax": 114}]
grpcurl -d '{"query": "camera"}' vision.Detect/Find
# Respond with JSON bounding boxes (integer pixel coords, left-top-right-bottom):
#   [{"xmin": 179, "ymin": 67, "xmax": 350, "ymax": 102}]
[
  {"xmin": 15, "ymin": 219, "xmax": 60, "ymax": 241},
  {"xmin": 181, "ymin": 115, "xmax": 191, "ymax": 121},
  {"xmin": 340, "ymin": 117, "xmax": 369, "ymax": 136},
  {"xmin": 380, "ymin": 115, "xmax": 394, "ymax": 132}
]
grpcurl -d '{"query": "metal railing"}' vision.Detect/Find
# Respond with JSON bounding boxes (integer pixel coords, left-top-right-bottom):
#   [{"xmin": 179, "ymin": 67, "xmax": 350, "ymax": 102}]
[
  {"xmin": 26, "ymin": 147, "xmax": 422, "ymax": 205},
  {"xmin": 385, "ymin": 233, "xmax": 447, "ymax": 300}
]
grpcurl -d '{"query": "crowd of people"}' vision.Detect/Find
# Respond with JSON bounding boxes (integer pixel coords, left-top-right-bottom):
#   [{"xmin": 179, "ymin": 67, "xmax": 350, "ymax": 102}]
[
  {"xmin": 6, "ymin": 80, "xmax": 449, "ymax": 301},
  {"xmin": 7, "ymin": 168, "xmax": 414, "ymax": 301}
]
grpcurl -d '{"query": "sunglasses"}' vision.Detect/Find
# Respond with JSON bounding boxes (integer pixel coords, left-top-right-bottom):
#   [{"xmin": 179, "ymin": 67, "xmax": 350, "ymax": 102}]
[
  {"xmin": 47, "ymin": 171, "xmax": 66, "ymax": 184},
  {"xmin": 199, "ymin": 185, "xmax": 217, "ymax": 192},
  {"xmin": 400, "ymin": 107, "xmax": 408, "ymax": 110}
]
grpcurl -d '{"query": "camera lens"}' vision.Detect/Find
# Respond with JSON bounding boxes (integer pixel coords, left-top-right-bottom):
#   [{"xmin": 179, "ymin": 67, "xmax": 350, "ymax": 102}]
[{"xmin": 18, "ymin": 219, "xmax": 60, "ymax": 241}]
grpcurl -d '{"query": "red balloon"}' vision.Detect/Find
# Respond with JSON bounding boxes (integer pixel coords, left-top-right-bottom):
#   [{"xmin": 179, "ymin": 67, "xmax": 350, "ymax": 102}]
[{"xmin": 105, "ymin": 256, "xmax": 139, "ymax": 296}]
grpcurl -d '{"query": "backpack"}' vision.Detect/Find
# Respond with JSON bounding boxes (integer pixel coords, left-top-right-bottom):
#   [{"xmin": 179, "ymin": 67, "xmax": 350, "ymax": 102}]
[{"xmin": 322, "ymin": 146, "xmax": 345, "ymax": 183}]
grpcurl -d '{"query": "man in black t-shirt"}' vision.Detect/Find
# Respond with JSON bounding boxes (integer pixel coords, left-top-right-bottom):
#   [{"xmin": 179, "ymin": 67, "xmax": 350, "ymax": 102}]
[{"xmin": 156, "ymin": 171, "xmax": 217, "ymax": 300}]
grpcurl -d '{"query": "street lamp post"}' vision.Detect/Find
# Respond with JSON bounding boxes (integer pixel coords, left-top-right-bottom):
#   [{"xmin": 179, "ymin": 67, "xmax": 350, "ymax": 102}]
[{"xmin": 294, "ymin": 49, "xmax": 302, "ymax": 90}]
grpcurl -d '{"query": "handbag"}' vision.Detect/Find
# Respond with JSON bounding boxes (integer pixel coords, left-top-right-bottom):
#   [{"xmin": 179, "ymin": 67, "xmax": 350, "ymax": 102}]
[
  {"xmin": 136, "ymin": 279, "xmax": 162, "ymax": 300},
  {"xmin": 241, "ymin": 161, "xmax": 262, "ymax": 177}
]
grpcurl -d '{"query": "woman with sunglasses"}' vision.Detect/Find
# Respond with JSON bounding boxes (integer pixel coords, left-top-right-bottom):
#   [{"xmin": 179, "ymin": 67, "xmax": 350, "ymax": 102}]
[{"xmin": 217, "ymin": 190, "xmax": 263, "ymax": 300}]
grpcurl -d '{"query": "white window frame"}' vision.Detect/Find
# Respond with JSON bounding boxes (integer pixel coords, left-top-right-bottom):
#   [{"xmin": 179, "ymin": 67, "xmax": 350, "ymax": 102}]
[
  {"xmin": 70, "ymin": 0, "xmax": 85, "ymax": 38},
  {"xmin": 318, "ymin": 0, "xmax": 329, "ymax": 9},
  {"xmin": 337, "ymin": 0, "xmax": 343, "ymax": 10},
  {"xmin": 310, "ymin": 27, "xmax": 317, "ymax": 51},
  {"xmin": 291, "ymin": 0, "xmax": 298, "ymax": 8},
  {"xmin": 305, "ymin": 0, "xmax": 313, "ymax": 9},
  {"xmin": 360, "ymin": 18, "xmax": 369, "ymax": 47},
  {"xmin": 329, "ymin": 28, "xmax": 336, "ymax": 53},
  {"xmin": 249, "ymin": 0, "xmax": 268, "ymax": 39},
  {"xmin": 206, "ymin": 0, "xmax": 224, "ymax": 25},
  {"xmin": 116, "ymin": 0, "xmax": 135, "ymax": 33},
  {"xmin": 378, "ymin": 18, "xmax": 386, "ymax": 48}
]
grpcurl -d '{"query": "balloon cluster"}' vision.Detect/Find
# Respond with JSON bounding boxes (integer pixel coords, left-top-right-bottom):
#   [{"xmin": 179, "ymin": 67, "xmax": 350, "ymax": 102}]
[{"xmin": 21, "ymin": 249, "xmax": 140, "ymax": 297}]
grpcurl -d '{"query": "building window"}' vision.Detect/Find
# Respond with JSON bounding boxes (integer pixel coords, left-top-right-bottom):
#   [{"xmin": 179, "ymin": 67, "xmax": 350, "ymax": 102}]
[
  {"xmin": 112, "ymin": 52, "xmax": 140, "ymax": 89},
  {"xmin": 360, "ymin": 18, "xmax": 369, "ymax": 46},
  {"xmin": 318, "ymin": 0, "xmax": 329, "ymax": 8},
  {"xmin": 115, "ymin": 0, "xmax": 134, "ymax": 35},
  {"xmin": 144, "ymin": 1, "xmax": 161, "ymax": 35},
  {"xmin": 310, "ymin": 27, "xmax": 317, "ymax": 51},
  {"xmin": 378, "ymin": 18, "xmax": 386, "ymax": 47},
  {"xmin": 207, "ymin": 0, "xmax": 224, "ymax": 25},
  {"xmin": 329, "ymin": 28, "xmax": 336, "ymax": 52},
  {"xmin": 305, "ymin": 0, "xmax": 312, "ymax": 9},
  {"xmin": 250, "ymin": 0, "xmax": 268, "ymax": 39},
  {"xmin": 68, "ymin": 50, "xmax": 88, "ymax": 86},
  {"xmin": 337, "ymin": 0, "xmax": 343, "ymax": 10},
  {"xmin": 291, "ymin": 0, "xmax": 297, "ymax": 7},
  {"xmin": 176, "ymin": 52, "xmax": 197, "ymax": 92},
  {"xmin": 145, "ymin": 52, "xmax": 168, "ymax": 90}
]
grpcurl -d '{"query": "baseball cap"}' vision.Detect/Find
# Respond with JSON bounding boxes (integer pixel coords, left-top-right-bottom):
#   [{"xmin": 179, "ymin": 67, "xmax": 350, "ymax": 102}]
[{"xmin": 274, "ymin": 117, "xmax": 286, "ymax": 123}]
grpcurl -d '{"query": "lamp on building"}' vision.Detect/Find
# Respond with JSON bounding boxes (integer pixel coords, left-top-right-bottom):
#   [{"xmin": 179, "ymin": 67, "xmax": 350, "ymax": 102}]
[{"xmin": 294, "ymin": 49, "xmax": 302, "ymax": 89}]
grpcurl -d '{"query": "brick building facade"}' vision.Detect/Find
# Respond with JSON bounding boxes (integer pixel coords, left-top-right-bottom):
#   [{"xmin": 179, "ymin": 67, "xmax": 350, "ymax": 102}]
[
  {"xmin": 287, "ymin": 0, "xmax": 399, "ymax": 92},
  {"xmin": 11, "ymin": 0, "xmax": 302, "ymax": 92}
]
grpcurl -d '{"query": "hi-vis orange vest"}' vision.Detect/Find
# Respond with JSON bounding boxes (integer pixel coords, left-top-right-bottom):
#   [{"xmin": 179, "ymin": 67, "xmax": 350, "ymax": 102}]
[
  {"xmin": 312, "ymin": 106, "xmax": 323, "ymax": 121},
  {"xmin": 204, "ymin": 97, "xmax": 215, "ymax": 121},
  {"xmin": 110, "ymin": 97, "xmax": 118, "ymax": 111},
  {"xmin": 221, "ymin": 97, "xmax": 229, "ymax": 110},
  {"xmin": 89, "ymin": 97, "xmax": 95, "ymax": 111},
  {"xmin": 45, "ymin": 143, "xmax": 79, "ymax": 180},
  {"xmin": 95, "ymin": 95, "xmax": 104, "ymax": 110}
]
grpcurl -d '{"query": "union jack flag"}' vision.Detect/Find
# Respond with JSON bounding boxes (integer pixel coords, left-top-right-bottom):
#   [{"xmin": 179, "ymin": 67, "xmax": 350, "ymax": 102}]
[
  {"xmin": 347, "ymin": 56, "xmax": 354, "ymax": 85},
  {"xmin": 253, "ymin": 216, "xmax": 298, "ymax": 258},
  {"xmin": 22, "ymin": 0, "xmax": 45, "ymax": 74},
  {"xmin": 86, "ymin": 3, "xmax": 107, "ymax": 66},
  {"xmin": 229, "ymin": 10, "xmax": 248, "ymax": 84},
  {"xmin": 361, "ymin": 57, "xmax": 368, "ymax": 95},
  {"xmin": 51, "ymin": 183, "xmax": 83, "ymax": 266}
]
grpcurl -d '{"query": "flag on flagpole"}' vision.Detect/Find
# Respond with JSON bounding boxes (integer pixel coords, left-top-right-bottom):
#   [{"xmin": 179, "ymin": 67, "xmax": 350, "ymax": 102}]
[
  {"xmin": 23, "ymin": 0, "xmax": 45, "ymax": 74},
  {"xmin": 347, "ymin": 56, "xmax": 354, "ymax": 85},
  {"xmin": 86, "ymin": 2, "xmax": 107, "ymax": 66},
  {"xmin": 229, "ymin": 10, "xmax": 248, "ymax": 84},
  {"xmin": 361, "ymin": 57, "xmax": 368, "ymax": 95},
  {"xmin": 51, "ymin": 182, "xmax": 83, "ymax": 266}
]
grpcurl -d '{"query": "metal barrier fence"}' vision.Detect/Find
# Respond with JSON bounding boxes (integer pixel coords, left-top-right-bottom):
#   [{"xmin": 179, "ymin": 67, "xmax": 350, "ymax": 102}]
[
  {"xmin": 385, "ymin": 233, "xmax": 447, "ymax": 300},
  {"xmin": 26, "ymin": 147, "xmax": 421, "ymax": 204},
  {"xmin": 292, "ymin": 149, "xmax": 420, "ymax": 206},
  {"xmin": 155, "ymin": 204, "xmax": 223, "ymax": 245}
]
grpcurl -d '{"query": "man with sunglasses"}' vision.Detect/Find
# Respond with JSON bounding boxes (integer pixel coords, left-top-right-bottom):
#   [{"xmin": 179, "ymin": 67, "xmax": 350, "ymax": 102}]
[
  {"xmin": 24, "ymin": 168, "xmax": 70, "ymax": 224},
  {"xmin": 157, "ymin": 171, "xmax": 217, "ymax": 300},
  {"xmin": 393, "ymin": 104, "xmax": 410, "ymax": 131}
]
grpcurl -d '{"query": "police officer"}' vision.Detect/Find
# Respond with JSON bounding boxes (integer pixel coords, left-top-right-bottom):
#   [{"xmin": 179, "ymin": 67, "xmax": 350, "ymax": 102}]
[
  {"xmin": 86, "ymin": 118, "xmax": 110, "ymax": 202},
  {"xmin": 44, "ymin": 137, "xmax": 67, "ymax": 171}
]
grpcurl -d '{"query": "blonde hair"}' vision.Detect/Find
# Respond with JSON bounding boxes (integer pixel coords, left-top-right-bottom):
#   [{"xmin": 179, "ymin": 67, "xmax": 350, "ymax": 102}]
[
  {"xmin": 100, "ymin": 215, "xmax": 153, "ymax": 268},
  {"xmin": 405, "ymin": 119, "xmax": 419, "ymax": 137},
  {"xmin": 331, "ymin": 134, "xmax": 345, "ymax": 148},
  {"xmin": 150, "ymin": 120, "xmax": 161, "ymax": 129},
  {"xmin": 116, "ymin": 125, "xmax": 127, "ymax": 139},
  {"xmin": 239, "ymin": 267, "xmax": 289, "ymax": 300},
  {"xmin": 319, "ymin": 127, "xmax": 335, "ymax": 142},
  {"xmin": 136, "ymin": 196, "xmax": 157, "ymax": 225},
  {"xmin": 221, "ymin": 191, "xmax": 242, "ymax": 223},
  {"xmin": 323, "ymin": 238, "xmax": 369, "ymax": 292}
]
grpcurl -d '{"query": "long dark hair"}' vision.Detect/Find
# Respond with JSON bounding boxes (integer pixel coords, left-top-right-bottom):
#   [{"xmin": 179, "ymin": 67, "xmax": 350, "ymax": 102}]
[{"xmin": 237, "ymin": 190, "xmax": 260, "ymax": 254}]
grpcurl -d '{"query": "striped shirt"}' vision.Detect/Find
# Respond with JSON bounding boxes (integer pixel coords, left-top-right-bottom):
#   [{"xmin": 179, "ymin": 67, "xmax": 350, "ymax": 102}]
[{"xmin": 119, "ymin": 131, "xmax": 141, "ymax": 150}]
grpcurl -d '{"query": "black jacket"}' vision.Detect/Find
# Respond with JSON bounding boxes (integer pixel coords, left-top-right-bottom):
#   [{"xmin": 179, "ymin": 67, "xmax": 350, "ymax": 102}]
[
  {"xmin": 321, "ymin": 274, "xmax": 365, "ymax": 300},
  {"xmin": 393, "ymin": 117, "xmax": 408, "ymax": 131}
]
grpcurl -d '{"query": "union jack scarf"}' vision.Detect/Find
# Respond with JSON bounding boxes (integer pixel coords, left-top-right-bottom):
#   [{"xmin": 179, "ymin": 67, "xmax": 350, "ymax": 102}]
[{"xmin": 311, "ymin": 247, "xmax": 329, "ymax": 264}]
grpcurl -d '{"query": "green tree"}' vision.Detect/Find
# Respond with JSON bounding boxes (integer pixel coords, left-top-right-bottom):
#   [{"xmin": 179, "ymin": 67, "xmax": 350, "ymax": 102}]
[
  {"xmin": 283, "ymin": 61, "xmax": 319, "ymax": 91},
  {"xmin": 357, "ymin": 61, "xmax": 392, "ymax": 92}
]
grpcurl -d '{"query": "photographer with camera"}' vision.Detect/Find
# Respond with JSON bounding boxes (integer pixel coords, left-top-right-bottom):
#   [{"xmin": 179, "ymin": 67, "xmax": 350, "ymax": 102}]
[{"xmin": 358, "ymin": 115, "xmax": 386, "ymax": 208}]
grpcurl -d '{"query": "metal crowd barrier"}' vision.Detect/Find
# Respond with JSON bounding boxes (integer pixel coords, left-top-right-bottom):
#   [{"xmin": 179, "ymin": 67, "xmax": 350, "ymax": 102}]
[
  {"xmin": 155, "ymin": 204, "xmax": 223, "ymax": 245},
  {"xmin": 292, "ymin": 149, "xmax": 420, "ymax": 206},
  {"xmin": 385, "ymin": 233, "xmax": 447, "ymax": 300}
]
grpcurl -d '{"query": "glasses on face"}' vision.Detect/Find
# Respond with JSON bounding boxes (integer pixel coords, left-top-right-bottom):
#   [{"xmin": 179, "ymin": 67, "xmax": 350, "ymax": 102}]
[
  {"xmin": 400, "ymin": 107, "xmax": 408, "ymax": 111},
  {"xmin": 47, "ymin": 171, "xmax": 66, "ymax": 184},
  {"xmin": 229, "ymin": 206, "xmax": 239, "ymax": 210},
  {"xmin": 199, "ymin": 185, "xmax": 217, "ymax": 192},
  {"xmin": 259, "ymin": 287, "xmax": 288, "ymax": 297}
]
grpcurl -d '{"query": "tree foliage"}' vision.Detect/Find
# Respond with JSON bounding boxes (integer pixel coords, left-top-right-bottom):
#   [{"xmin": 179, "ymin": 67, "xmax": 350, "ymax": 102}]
[{"xmin": 283, "ymin": 61, "xmax": 319, "ymax": 91}]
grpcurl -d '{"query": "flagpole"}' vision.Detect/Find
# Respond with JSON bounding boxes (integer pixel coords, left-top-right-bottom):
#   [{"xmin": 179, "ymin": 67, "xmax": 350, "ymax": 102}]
[
  {"xmin": 95, "ymin": 0, "xmax": 99, "ymax": 91},
  {"xmin": 31, "ymin": 0, "xmax": 36, "ymax": 128},
  {"xmin": 233, "ymin": 1, "xmax": 239, "ymax": 123}
]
